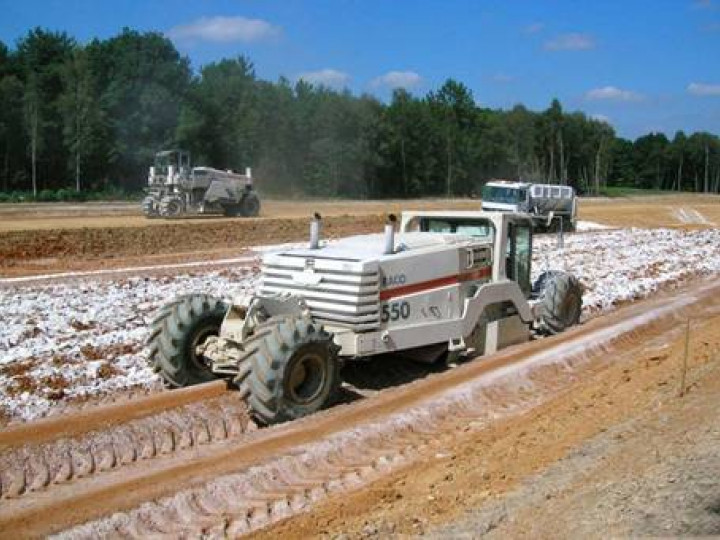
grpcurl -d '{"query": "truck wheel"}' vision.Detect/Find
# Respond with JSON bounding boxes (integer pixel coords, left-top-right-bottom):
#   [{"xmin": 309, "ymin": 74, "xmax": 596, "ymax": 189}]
[
  {"xmin": 240, "ymin": 193, "xmax": 260, "ymax": 217},
  {"xmin": 236, "ymin": 315, "xmax": 340, "ymax": 425},
  {"xmin": 535, "ymin": 271, "xmax": 583, "ymax": 335},
  {"xmin": 142, "ymin": 196, "xmax": 158, "ymax": 218},
  {"xmin": 159, "ymin": 197, "xmax": 183, "ymax": 218},
  {"xmin": 146, "ymin": 294, "xmax": 228, "ymax": 387}
]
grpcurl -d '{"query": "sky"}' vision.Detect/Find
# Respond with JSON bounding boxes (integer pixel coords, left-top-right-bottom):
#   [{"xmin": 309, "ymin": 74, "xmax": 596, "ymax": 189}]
[{"xmin": 1, "ymin": 0, "xmax": 719, "ymax": 139}]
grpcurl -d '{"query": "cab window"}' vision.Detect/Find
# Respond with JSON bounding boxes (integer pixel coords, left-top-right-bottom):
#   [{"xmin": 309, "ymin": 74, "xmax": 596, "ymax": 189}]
[{"xmin": 420, "ymin": 218, "xmax": 495, "ymax": 240}]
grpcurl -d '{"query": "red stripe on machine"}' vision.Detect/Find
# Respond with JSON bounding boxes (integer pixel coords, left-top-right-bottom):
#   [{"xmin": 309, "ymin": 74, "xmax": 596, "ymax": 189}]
[{"xmin": 379, "ymin": 265, "xmax": 491, "ymax": 301}]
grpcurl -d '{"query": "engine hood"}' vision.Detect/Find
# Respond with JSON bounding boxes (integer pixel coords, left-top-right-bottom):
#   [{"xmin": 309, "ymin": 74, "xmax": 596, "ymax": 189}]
[{"xmin": 270, "ymin": 232, "xmax": 481, "ymax": 263}]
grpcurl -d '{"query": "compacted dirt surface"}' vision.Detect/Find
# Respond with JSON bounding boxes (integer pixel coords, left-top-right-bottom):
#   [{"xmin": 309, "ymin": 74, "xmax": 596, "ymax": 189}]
[
  {"xmin": 261, "ymin": 307, "xmax": 720, "ymax": 540},
  {"xmin": 0, "ymin": 194, "xmax": 718, "ymax": 538},
  {"xmin": 0, "ymin": 195, "xmax": 717, "ymax": 277},
  {"xmin": 0, "ymin": 281, "xmax": 716, "ymax": 538},
  {"xmin": 0, "ymin": 199, "xmax": 485, "ymax": 276}
]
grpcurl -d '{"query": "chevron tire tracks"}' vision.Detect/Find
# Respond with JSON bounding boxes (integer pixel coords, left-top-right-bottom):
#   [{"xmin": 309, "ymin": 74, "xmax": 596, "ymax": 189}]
[
  {"xmin": 0, "ymin": 382, "xmax": 253, "ymax": 500},
  {"xmin": 45, "ymin": 280, "xmax": 720, "ymax": 539},
  {"xmin": 0, "ymin": 280, "xmax": 717, "ymax": 538}
]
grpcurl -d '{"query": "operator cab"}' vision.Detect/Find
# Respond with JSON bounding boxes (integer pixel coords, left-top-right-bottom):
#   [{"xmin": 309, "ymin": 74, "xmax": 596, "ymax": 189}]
[
  {"xmin": 401, "ymin": 211, "xmax": 533, "ymax": 298},
  {"xmin": 149, "ymin": 149, "xmax": 191, "ymax": 186},
  {"xmin": 154, "ymin": 149, "xmax": 191, "ymax": 173}
]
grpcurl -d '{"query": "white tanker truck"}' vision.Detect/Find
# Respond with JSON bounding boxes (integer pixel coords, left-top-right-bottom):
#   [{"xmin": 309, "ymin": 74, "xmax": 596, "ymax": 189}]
[
  {"xmin": 147, "ymin": 210, "xmax": 583, "ymax": 425},
  {"xmin": 481, "ymin": 180, "xmax": 577, "ymax": 232}
]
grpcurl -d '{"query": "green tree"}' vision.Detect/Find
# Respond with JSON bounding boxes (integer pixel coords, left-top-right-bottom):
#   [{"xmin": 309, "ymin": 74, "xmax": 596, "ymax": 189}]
[
  {"xmin": 505, "ymin": 105, "xmax": 538, "ymax": 180},
  {"xmin": 87, "ymin": 29, "xmax": 191, "ymax": 188},
  {"xmin": 0, "ymin": 41, "xmax": 26, "ymax": 190},
  {"xmin": 59, "ymin": 47, "xmax": 107, "ymax": 191},
  {"xmin": 633, "ymin": 133, "xmax": 669, "ymax": 189},
  {"xmin": 427, "ymin": 79, "xmax": 477, "ymax": 196},
  {"xmin": 608, "ymin": 138, "xmax": 636, "ymax": 188},
  {"xmin": 15, "ymin": 28, "xmax": 75, "ymax": 194},
  {"xmin": 177, "ymin": 56, "xmax": 256, "ymax": 173},
  {"xmin": 668, "ymin": 131, "xmax": 687, "ymax": 191}
]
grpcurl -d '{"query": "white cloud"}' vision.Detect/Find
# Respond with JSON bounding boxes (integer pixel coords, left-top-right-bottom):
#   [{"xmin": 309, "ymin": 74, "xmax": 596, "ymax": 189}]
[
  {"xmin": 370, "ymin": 71, "xmax": 422, "ymax": 89},
  {"xmin": 543, "ymin": 33, "xmax": 595, "ymax": 51},
  {"xmin": 523, "ymin": 22, "xmax": 545, "ymax": 34},
  {"xmin": 687, "ymin": 82, "xmax": 720, "ymax": 96},
  {"xmin": 585, "ymin": 86, "xmax": 644, "ymax": 102},
  {"xmin": 168, "ymin": 16, "xmax": 280, "ymax": 43},
  {"xmin": 297, "ymin": 69, "xmax": 350, "ymax": 88}
]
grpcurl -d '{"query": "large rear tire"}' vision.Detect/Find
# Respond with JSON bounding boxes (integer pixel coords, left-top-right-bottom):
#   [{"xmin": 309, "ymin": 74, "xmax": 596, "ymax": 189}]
[
  {"xmin": 240, "ymin": 192, "xmax": 260, "ymax": 217},
  {"xmin": 534, "ymin": 271, "xmax": 583, "ymax": 335},
  {"xmin": 235, "ymin": 315, "xmax": 340, "ymax": 425},
  {"xmin": 146, "ymin": 294, "xmax": 228, "ymax": 387}
]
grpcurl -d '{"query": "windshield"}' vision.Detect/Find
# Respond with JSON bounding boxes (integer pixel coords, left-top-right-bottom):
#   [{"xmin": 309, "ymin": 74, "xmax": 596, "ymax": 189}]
[
  {"xmin": 154, "ymin": 151, "xmax": 189, "ymax": 173},
  {"xmin": 482, "ymin": 185, "xmax": 526, "ymax": 205},
  {"xmin": 420, "ymin": 218, "xmax": 494, "ymax": 240}
]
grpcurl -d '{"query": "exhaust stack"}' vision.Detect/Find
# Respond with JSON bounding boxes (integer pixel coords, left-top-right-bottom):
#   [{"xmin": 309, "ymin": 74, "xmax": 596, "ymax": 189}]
[
  {"xmin": 310, "ymin": 212, "xmax": 322, "ymax": 249},
  {"xmin": 245, "ymin": 167, "xmax": 252, "ymax": 179},
  {"xmin": 384, "ymin": 214, "xmax": 397, "ymax": 255}
]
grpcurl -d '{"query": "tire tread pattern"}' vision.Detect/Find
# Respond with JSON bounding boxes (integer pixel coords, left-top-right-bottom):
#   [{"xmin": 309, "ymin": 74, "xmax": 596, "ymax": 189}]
[
  {"xmin": 534, "ymin": 271, "xmax": 583, "ymax": 335},
  {"xmin": 234, "ymin": 315, "xmax": 339, "ymax": 425},
  {"xmin": 146, "ymin": 294, "xmax": 228, "ymax": 387}
]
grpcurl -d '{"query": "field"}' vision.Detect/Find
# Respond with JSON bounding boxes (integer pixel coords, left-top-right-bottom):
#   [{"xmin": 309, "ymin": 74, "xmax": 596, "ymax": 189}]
[
  {"xmin": 1, "ymin": 195, "xmax": 719, "ymax": 276},
  {"xmin": 0, "ymin": 194, "xmax": 718, "ymax": 538}
]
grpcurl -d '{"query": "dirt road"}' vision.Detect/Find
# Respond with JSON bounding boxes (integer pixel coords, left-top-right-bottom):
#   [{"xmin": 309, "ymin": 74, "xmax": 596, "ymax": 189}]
[
  {"xmin": 258, "ymin": 291, "xmax": 720, "ymax": 539},
  {"xmin": 0, "ymin": 195, "xmax": 718, "ymax": 277},
  {"xmin": 0, "ymin": 279, "xmax": 717, "ymax": 538},
  {"xmin": 0, "ymin": 199, "xmax": 484, "ymax": 231}
]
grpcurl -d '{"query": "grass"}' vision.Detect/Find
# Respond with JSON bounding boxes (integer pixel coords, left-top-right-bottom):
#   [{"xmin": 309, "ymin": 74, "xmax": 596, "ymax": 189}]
[{"xmin": 596, "ymin": 186, "xmax": 681, "ymax": 198}]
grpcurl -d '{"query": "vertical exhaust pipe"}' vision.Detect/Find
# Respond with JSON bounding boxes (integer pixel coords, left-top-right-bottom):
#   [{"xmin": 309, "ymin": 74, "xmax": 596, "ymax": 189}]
[
  {"xmin": 245, "ymin": 167, "xmax": 252, "ymax": 179},
  {"xmin": 310, "ymin": 212, "xmax": 322, "ymax": 249},
  {"xmin": 384, "ymin": 214, "xmax": 397, "ymax": 255}
]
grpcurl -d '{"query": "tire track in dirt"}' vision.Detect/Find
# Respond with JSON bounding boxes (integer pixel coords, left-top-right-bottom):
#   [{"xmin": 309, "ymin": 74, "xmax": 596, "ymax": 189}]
[
  {"xmin": 0, "ymin": 280, "xmax": 716, "ymax": 538},
  {"xmin": 0, "ymin": 381, "xmax": 253, "ymax": 500}
]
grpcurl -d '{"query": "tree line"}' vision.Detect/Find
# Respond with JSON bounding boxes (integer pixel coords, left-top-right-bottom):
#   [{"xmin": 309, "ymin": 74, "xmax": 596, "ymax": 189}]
[{"xmin": 1, "ymin": 27, "xmax": 719, "ymax": 199}]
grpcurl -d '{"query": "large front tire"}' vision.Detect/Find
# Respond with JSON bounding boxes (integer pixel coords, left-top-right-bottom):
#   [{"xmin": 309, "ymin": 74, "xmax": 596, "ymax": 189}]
[
  {"xmin": 146, "ymin": 294, "xmax": 228, "ymax": 387},
  {"xmin": 142, "ymin": 196, "xmax": 159, "ymax": 218},
  {"xmin": 159, "ymin": 196, "xmax": 184, "ymax": 218},
  {"xmin": 236, "ymin": 315, "xmax": 340, "ymax": 425}
]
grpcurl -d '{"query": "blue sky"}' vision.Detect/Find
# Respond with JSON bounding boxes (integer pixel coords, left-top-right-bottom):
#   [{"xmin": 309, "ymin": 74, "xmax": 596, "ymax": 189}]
[{"xmin": 1, "ymin": 0, "xmax": 719, "ymax": 139}]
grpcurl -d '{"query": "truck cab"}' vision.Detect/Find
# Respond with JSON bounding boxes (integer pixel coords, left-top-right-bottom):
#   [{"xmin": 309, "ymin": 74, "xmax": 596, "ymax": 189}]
[{"xmin": 481, "ymin": 181, "xmax": 531, "ymax": 213}]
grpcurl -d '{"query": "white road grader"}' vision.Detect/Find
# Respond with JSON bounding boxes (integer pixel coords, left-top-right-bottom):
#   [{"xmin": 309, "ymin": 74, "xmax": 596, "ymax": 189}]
[{"xmin": 147, "ymin": 210, "xmax": 582, "ymax": 425}]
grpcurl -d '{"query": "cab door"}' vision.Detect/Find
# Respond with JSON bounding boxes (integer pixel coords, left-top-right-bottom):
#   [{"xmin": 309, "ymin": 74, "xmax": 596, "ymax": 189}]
[{"xmin": 506, "ymin": 219, "xmax": 532, "ymax": 297}]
